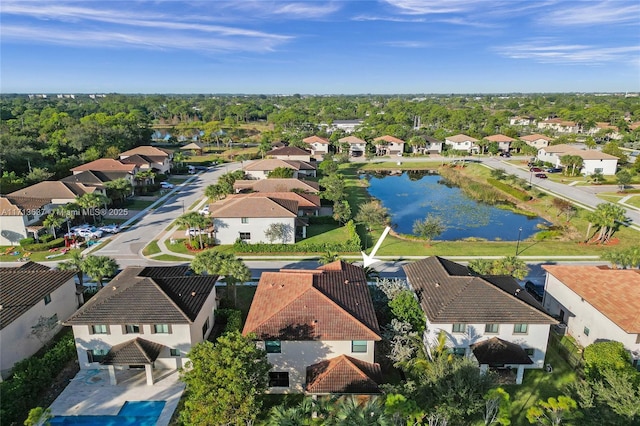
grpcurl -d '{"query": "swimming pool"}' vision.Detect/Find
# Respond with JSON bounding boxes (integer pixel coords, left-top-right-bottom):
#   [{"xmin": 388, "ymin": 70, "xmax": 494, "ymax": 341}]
[{"xmin": 50, "ymin": 401, "xmax": 166, "ymax": 425}]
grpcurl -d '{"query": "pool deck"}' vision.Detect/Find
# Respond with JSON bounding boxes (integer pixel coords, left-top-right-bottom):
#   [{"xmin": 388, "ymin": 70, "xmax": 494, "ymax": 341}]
[{"xmin": 48, "ymin": 368, "xmax": 185, "ymax": 426}]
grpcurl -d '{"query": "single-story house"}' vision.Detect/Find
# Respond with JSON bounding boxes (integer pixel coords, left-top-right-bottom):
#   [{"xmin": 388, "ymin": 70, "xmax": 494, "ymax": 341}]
[
  {"xmin": 243, "ymin": 261, "xmax": 382, "ymax": 394},
  {"xmin": 542, "ymin": 265, "xmax": 640, "ymax": 370},
  {"xmin": 537, "ymin": 144, "xmax": 619, "ymax": 175},
  {"xmin": 63, "ymin": 266, "xmax": 218, "ymax": 385},
  {"xmin": 0, "ymin": 263, "xmax": 78, "ymax": 379},
  {"xmin": 180, "ymin": 142, "xmax": 205, "ymax": 156},
  {"xmin": 403, "ymin": 256, "xmax": 556, "ymax": 384}
]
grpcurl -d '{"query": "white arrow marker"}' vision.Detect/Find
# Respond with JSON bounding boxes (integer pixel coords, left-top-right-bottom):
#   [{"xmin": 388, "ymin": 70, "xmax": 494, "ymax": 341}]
[{"xmin": 361, "ymin": 226, "xmax": 391, "ymax": 268}]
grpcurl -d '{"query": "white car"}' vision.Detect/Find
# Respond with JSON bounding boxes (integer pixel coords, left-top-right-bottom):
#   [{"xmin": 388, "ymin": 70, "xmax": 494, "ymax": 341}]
[
  {"xmin": 185, "ymin": 228, "xmax": 209, "ymax": 237},
  {"xmin": 76, "ymin": 228, "xmax": 103, "ymax": 239},
  {"xmin": 198, "ymin": 205, "xmax": 210, "ymax": 215},
  {"xmin": 99, "ymin": 224, "xmax": 121, "ymax": 234},
  {"xmin": 160, "ymin": 182, "xmax": 175, "ymax": 189}
]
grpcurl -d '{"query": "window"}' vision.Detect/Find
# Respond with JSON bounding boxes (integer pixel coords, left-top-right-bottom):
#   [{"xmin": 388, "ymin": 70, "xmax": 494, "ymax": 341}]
[
  {"xmin": 351, "ymin": 340, "xmax": 368, "ymax": 353},
  {"xmin": 43, "ymin": 293, "xmax": 52, "ymax": 305},
  {"xmin": 170, "ymin": 349, "xmax": 180, "ymax": 357},
  {"xmin": 91, "ymin": 325, "xmax": 108, "ymax": 335},
  {"xmin": 452, "ymin": 323, "xmax": 466, "ymax": 333},
  {"xmin": 514, "ymin": 324, "xmax": 528, "ymax": 334},
  {"xmin": 154, "ymin": 324, "xmax": 170, "ymax": 334},
  {"xmin": 87, "ymin": 349, "xmax": 109, "ymax": 363},
  {"xmin": 584, "ymin": 327, "xmax": 590, "ymax": 336},
  {"xmin": 202, "ymin": 318, "xmax": 210, "ymax": 338},
  {"xmin": 239, "ymin": 232, "xmax": 251, "ymax": 240},
  {"xmin": 265, "ymin": 340, "xmax": 281, "ymax": 354},
  {"xmin": 452, "ymin": 347, "xmax": 466, "ymax": 357},
  {"xmin": 268, "ymin": 372, "xmax": 289, "ymax": 387},
  {"xmin": 241, "ymin": 217, "xmax": 249, "ymax": 224},
  {"xmin": 485, "ymin": 324, "xmax": 499, "ymax": 334},
  {"xmin": 594, "ymin": 168, "xmax": 603, "ymax": 173},
  {"xmin": 124, "ymin": 324, "xmax": 140, "ymax": 334},
  {"xmin": 636, "ymin": 334, "xmax": 640, "ymax": 344},
  {"xmin": 524, "ymin": 348, "xmax": 535, "ymax": 357}
]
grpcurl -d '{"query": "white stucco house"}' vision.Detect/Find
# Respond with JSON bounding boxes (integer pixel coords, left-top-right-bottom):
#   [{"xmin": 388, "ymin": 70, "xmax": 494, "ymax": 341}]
[
  {"xmin": 0, "ymin": 262, "xmax": 78, "ymax": 380},
  {"xmin": 484, "ymin": 134, "xmax": 515, "ymax": 152},
  {"xmin": 243, "ymin": 261, "xmax": 382, "ymax": 394},
  {"xmin": 338, "ymin": 136, "xmax": 367, "ymax": 157},
  {"xmin": 63, "ymin": 266, "xmax": 218, "ymax": 386},
  {"xmin": 537, "ymin": 118, "xmax": 582, "ymax": 134},
  {"xmin": 542, "ymin": 265, "xmax": 640, "ymax": 370},
  {"xmin": 303, "ymin": 136, "xmax": 330, "ymax": 158},
  {"xmin": 520, "ymin": 134, "xmax": 552, "ymax": 149},
  {"xmin": 0, "ymin": 196, "xmax": 52, "ymax": 245},
  {"xmin": 444, "ymin": 134, "xmax": 479, "ymax": 153},
  {"xmin": 510, "ymin": 116, "xmax": 536, "ymax": 126},
  {"xmin": 536, "ymin": 144, "xmax": 619, "ymax": 175},
  {"xmin": 209, "ymin": 195, "xmax": 307, "ymax": 245},
  {"xmin": 329, "ymin": 120, "xmax": 364, "ymax": 133},
  {"xmin": 242, "ymin": 159, "xmax": 317, "ymax": 180},
  {"xmin": 403, "ymin": 257, "xmax": 557, "ymax": 384},
  {"xmin": 373, "ymin": 135, "xmax": 405, "ymax": 156},
  {"xmin": 119, "ymin": 146, "xmax": 174, "ymax": 174}
]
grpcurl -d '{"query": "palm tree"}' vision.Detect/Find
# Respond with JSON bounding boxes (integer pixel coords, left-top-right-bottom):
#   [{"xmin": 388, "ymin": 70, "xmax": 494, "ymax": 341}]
[
  {"xmin": 586, "ymin": 203, "xmax": 628, "ymax": 244},
  {"xmin": 134, "ymin": 169, "xmax": 156, "ymax": 194},
  {"xmin": 173, "ymin": 151, "xmax": 186, "ymax": 169},
  {"xmin": 56, "ymin": 203, "xmax": 79, "ymax": 235},
  {"xmin": 330, "ymin": 396, "xmax": 389, "ymax": 426},
  {"xmin": 42, "ymin": 212, "xmax": 65, "ymax": 239},
  {"xmin": 57, "ymin": 251, "xmax": 85, "ymax": 286},
  {"xmin": 104, "ymin": 178, "xmax": 133, "ymax": 205},
  {"xmin": 76, "ymin": 192, "xmax": 110, "ymax": 224},
  {"xmin": 318, "ymin": 251, "xmax": 339, "ymax": 265},
  {"xmin": 191, "ymin": 250, "xmax": 250, "ymax": 306},
  {"xmin": 81, "ymin": 255, "xmax": 118, "ymax": 288},
  {"xmin": 177, "ymin": 212, "xmax": 208, "ymax": 247}
]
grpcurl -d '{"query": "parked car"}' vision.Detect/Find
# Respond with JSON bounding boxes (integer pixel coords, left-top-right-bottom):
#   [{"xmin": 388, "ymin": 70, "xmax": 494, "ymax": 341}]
[
  {"xmin": 499, "ymin": 152, "xmax": 511, "ymax": 157},
  {"xmin": 160, "ymin": 182, "xmax": 175, "ymax": 189},
  {"xmin": 198, "ymin": 205, "xmax": 210, "ymax": 215},
  {"xmin": 525, "ymin": 281, "xmax": 545, "ymax": 302},
  {"xmin": 535, "ymin": 173, "xmax": 548, "ymax": 179},
  {"xmin": 76, "ymin": 228, "xmax": 103, "ymax": 239},
  {"xmin": 530, "ymin": 167, "xmax": 543, "ymax": 172},
  {"xmin": 546, "ymin": 167, "xmax": 562, "ymax": 173},
  {"xmin": 185, "ymin": 228, "xmax": 209, "ymax": 237},
  {"xmin": 194, "ymin": 165, "xmax": 208, "ymax": 171},
  {"xmin": 99, "ymin": 224, "xmax": 121, "ymax": 234}
]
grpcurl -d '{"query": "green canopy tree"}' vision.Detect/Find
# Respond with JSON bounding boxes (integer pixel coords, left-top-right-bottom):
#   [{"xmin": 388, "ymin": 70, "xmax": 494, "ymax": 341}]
[
  {"xmin": 332, "ymin": 200, "xmax": 352, "ymax": 225},
  {"xmin": 179, "ymin": 332, "xmax": 271, "ymax": 426},
  {"xmin": 615, "ymin": 169, "xmax": 632, "ymax": 191},
  {"xmin": 81, "ymin": 255, "xmax": 118, "ymax": 288},
  {"xmin": 76, "ymin": 192, "xmax": 110, "ymax": 224},
  {"xmin": 355, "ymin": 200, "xmax": 389, "ymax": 230},
  {"xmin": 268, "ymin": 167, "xmax": 294, "ymax": 178},
  {"xmin": 190, "ymin": 250, "xmax": 250, "ymax": 306},
  {"xmin": 586, "ymin": 203, "xmax": 628, "ymax": 244},
  {"xmin": 526, "ymin": 395, "xmax": 579, "ymax": 426},
  {"xmin": 42, "ymin": 212, "xmax": 65, "ymax": 239},
  {"xmin": 412, "ymin": 214, "xmax": 446, "ymax": 243},
  {"xmin": 319, "ymin": 173, "xmax": 346, "ymax": 202}
]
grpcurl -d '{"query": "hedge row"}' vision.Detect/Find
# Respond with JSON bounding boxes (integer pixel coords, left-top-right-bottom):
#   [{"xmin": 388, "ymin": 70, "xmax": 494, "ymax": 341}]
[
  {"xmin": 308, "ymin": 216, "xmax": 338, "ymax": 225},
  {"xmin": 487, "ymin": 178, "xmax": 533, "ymax": 201},
  {"xmin": 216, "ymin": 308, "xmax": 242, "ymax": 334},
  {"xmin": 0, "ymin": 330, "xmax": 76, "ymax": 425},
  {"xmin": 22, "ymin": 238, "xmax": 66, "ymax": 252}
]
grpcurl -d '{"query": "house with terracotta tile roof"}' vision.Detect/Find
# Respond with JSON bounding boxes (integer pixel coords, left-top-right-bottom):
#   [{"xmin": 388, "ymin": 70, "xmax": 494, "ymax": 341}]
[
  {"xmin": 208, "ymin": 195, "xmax": 307, "ymax": 244},
  {"xmin": 0, "ymin": 263, "xmax": 78, "ymax": 379},
  {"xmin": 510, "ymin": 116, "xmax": 536, "ymax": 126},
  {"xmin": 243, "ymin": 261, "xmax": 382, "ymax": 393},
  {"xmin": 373, "ymin": 135, "xmax": 405, "ymax": 156},
  {"xmin": 444, "ymin": 134, "xmax": 479, "ymax": 153},
  {"xmin": 70, "ymin": 159, "xmax": 138, "ymax": 175},
  {"xmin": 537, "ymin": 144, "xmax": 618, "ymax": 175},
  {"xmin": 338, "ymin": 136, "xmax": 367, "ymax": 157},
  {"xmin": 520, "ymin": 134, "xmax": 552, "ymax": 149},
  {"xmin": 63, "ymin": 266, "xmax": 218, "ymax": 385},
  {"xmin": 225, "ymin": 192, "xmax": 322, "ymax": 216},
  {"xmin": 0, "ymin": 196, "xmax": 54, "ymax": 245},
  {"xmin": 302, "ymin": 136, "xmax": 330, "ymax": 158},
  {"xmin": 266, "ymin": 146, "xmax": 312, "ymax": 162},
  {"xmin": 542, "ymin": 265, "xmax": 640, "ymax": 370},
  {"xmin": 484, "ymin": 134, "xmax": 515, "ymax": 153},
  {"xmin": 242, "ymin": 159, "xmax": 316, "ymax": 179},
  {"xmin": 403, "ymin": 256, "xmax": 556, "ymax": 384},
  {"xmin": 233, "ymin": 178, "xmax": 319, "ymax": 194},
  {"xmin": 119, "ymin": 146, "xmax": 173, "ymax": 174}
]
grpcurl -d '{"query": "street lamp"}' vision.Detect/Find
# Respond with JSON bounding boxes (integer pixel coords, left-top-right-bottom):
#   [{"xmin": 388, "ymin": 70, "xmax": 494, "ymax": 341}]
[
  {"xmin": 515, "ymin": 227, "xmax": 523, "ymax": 256},
  {"xmin": 182, "ymin": 200, "xmax": 185, "ymax": 214}
]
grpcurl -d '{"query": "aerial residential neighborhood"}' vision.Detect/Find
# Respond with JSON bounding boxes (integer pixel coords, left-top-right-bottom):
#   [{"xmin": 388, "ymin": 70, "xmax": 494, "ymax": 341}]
[{"xmin": 2, "ymin": 1, "xmax": 640, "ymax": 424}]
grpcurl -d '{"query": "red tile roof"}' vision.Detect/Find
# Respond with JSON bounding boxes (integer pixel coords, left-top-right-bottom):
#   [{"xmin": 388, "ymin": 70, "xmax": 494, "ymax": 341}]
[
  {"xmin": 543, "ymin": 265, "xmax": 640, "ymax": 333},
  {"xmin": 0, "ymin": 196, "xmax": 51, "ymax": 216},
  {"xmin": 233, "ymin": 178, "xmax": 319, "ymax": 193},
  {"xmin": 374, "ymin": 135, "xmax": 404, "ymax": 144},
  {"xmin": 306, "ymin": 355, "xmax": 381, "ymax": 394},
  {"xmin": 209, "ymin": 196, "xmax": 298, "ymax": 218},
  {"xmin": 227, "ymin": 192, "xmax": 320, "ymax": 209},
  {"xmin": 120, "ymin": 146, "xmax": 173, "ymax": 157},
  {"xmin": 71, "ymin": 159, "xmax": 136, "ymax": 173},
  {"xmin": 243, "ymin": 261, "xmax": 380, "ymax": 341},
  {"xmin": 484, "ymin": 134, "xmax": 516, "ymax": 142},
  {"xmin": 303, "ymin": 136, "xmax": 330, "ymax": 145},
  {"xmin": 520, "ymin": 134, "xmax": 553, "ymax": 142}
]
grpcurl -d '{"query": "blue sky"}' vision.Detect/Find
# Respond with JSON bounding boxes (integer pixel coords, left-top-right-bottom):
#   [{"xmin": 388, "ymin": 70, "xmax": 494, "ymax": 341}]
[{"xmin": 1, "ymin": 1, "xmax": 639, "ymax": 94}]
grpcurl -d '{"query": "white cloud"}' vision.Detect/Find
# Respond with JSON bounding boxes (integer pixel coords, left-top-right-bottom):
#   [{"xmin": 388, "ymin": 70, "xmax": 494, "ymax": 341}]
[
  {"xmin": 351, "ymin": 14, "xmax": 426, "ymax": 22},
  {"xmin": 383, "ymin": 40, "xmax": 431, "ymax": 48},
  {"xmin": 381, "ymin": 0, "xmax": 482, "ymax": 15},
  {"xmin": 543, "ymin": 1, "xmax": 640, "ymax": 25},
  {"xmin": 496, "ymin": 39, "xmax": 640, "ymax": 64},
  {"xmin": 270, "ymin": 2, "xmax": 341, "ymax": 18}
]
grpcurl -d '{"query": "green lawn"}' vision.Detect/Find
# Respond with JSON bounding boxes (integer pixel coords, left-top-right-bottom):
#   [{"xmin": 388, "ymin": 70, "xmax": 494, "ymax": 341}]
[
  {"xmin": 304, "ymin": 224, "xmax": 349, "ymax": 243},
  {"xmin": 0, "ymin": 247, "xmax": 83, "ymax": 263},
  {"xmin": 596, "ymin": 193, "xmax": 624, "ymax": 203},
  {"xmin": 153, "ymin": 254, "xmax": 188, "ymax": 262},
  {"xmin": 124, "ymin": 199, "xmax": 156, "ymax": 210},
  {"xmin": 623, "ymin": 194, "xmax": 640, "ymax": 208},
  {"xmin": 142, "ymin": 240, "xmax": 161, "ymax": 256}
]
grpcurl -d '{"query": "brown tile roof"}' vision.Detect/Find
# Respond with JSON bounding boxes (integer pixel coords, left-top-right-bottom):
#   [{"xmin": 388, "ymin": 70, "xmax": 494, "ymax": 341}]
[
  {"xmin": 303, "ymin": 136, "xmax": 330, "ymax": 144},
  {"xmin": 120, "ymin": 146, "xmax": 173, "ymax": 157},
  {"xmin": 374, "ymin": 135, "xmax": 404, "ymax": 144},
  {"xmin": 8, "ymin": 181, "xmax": 97, "ymax": 200},
  {"xmin": 520, "ymin": 134, "xmax": 553, "ymax": 142},
  {"xmin": 0, "ymin": 196, "xmax": 51, "ymax": 216},
  {"xmin": 180, "ymin": 142, "xmax": 204, "ymax": 150},
  {"xmin": 120, "ymin": 154, "xmax": 154, "ymax": 166},
  {"xmin": 484, "ymin": 134, "xmax": 515, "ymax": 142},
  {"xmin": 101, "ymin": 338, "xmax": 165, "ymax": 365},
  {"xmin": 64, "ymin": 266, "xmax": 218, "ymax": 325},
  {"xmin": 243, "ymin": 261, "xmax": 380, "ymax": 341},
  {"xmin": 233, "ymin": 178, "xmax": 319, "ymax": 193},
  {"xmin": 71, "ymin": 159, "xmax": 136, "ymax": 173},
  {"xmin": 210, "ymin": 196, "xmax": 298, "ymax": 218},
  {"xmin": 543, "ymin": 265, "xmax": 640, "ymax": 333},
  {"xmin": 266, "ymin": 146, "xmax": 311, "ymax": 156},
  {"xmin": 403, "ymin": 257, "xmax": 556, "ymax": 324},
  {"xmin": 228, "ymin": 192, "xmax": 320, "ymax": 209},
  {"xmin": 471, "ymin": 337, "xmax": 533, "ymax": 365},
  {"xmin": 338, "ymin": 136, "xmax": 366, "ymax": 144},
  {"xmin": 0, "ymin": 266, "xmax": 76, "ymax": 329},
  {"xmin": 243, "ymin": 159, "xmax": 316, "ymax": 171},
  {"xmin": 61, "ymin": 171, "xmax": 131, "ymax": 186},
  {"xmin": 306, "ymin": 355, "xmax": 382, "ymax": 394},
  {"xmin": 446, "ymin": 134, "xmax": 478, "ymax": 143}
]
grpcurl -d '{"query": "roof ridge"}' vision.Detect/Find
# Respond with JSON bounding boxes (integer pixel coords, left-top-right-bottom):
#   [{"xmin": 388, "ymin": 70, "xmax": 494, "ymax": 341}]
[
  {"xmin": 133, "ymin": 338, "xmax": 154, "ymax": 363},
  {"xmin": 479, "ymin": 276, "xmax": 556, "ymax": 321},
  {"xmin": 146, "ymin": 277, "xmax": 195, "ymax": 323},
  {"xmin": 248, "ymin": 282, "xmax": 313, "ymax": 333}
]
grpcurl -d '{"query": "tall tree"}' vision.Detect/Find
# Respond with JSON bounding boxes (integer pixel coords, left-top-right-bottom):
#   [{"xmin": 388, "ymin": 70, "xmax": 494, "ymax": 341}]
[
  {"xmin": 412, "ymin": 215, "xmax": 446, "ymax": 243},
  {"xmin": 81, "ymin": 255, "xmax": 118, "ymax": 288},
  {"xmin": 586, "ymin": 203, "xmax": 628, "ymax": 244},
  {"xmin": 355, "ymin": 200, "xmax": 389, "ymax": 230},
  {"xmin": 42, "ymin": 212, "xmax": 65, "ymax": 239},
  {"xmin": 332, "ymin": 200, "xmax": 352, "ymax": 225},
  {"xmin": 526, "ymin": 396, "xmax": 579, "ymax": 426},
  {"xmin": 177, "ymin": 211, "xmax": 210, "ymax": 248},
  {"xmin": 57, "ymin": 251, "xmax": 85, "ymax": 286},
  {"xmin": 319, "ymin": 173, "xmax": 346, "ymax": 202},
  {"xmin": 179, "ymin": 332, "xmax": 271, "ymax": 426},
  {"xmin": 76, "ymin": 192, "xmax": 110, "ymax": 224},
  {"xmin": 104, "ymin": 177, "xmax": 132, "ymax": 205},
  {"xmin": 190, "ymin": 250, "xmax": 250, "ymax": 306}
]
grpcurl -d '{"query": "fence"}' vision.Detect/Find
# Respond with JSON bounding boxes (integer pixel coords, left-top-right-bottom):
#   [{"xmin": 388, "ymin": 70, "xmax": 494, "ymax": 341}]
[{"xmin": 549, "ymin": 331, "xmax": 584, "ymax": 370}]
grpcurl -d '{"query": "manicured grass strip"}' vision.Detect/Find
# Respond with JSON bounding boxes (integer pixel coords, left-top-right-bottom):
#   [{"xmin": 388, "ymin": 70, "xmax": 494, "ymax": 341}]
[
  {"xmin": 124, "ymin": 199, "xmax": 156, "ymax": 210},
  {"xmin": 142, "ymin": 240, "xmax": 162, "ymax": 256},
  {"xmin": 153, "ymin": 254, "xmax": 189, "ymax": 262},
  {"xmin": 625, "ymin": 195, "xmax": 640, "ymax": 209}
]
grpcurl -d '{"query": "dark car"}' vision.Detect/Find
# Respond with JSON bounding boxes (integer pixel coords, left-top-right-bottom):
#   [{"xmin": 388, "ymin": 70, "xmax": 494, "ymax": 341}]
[
  {"xmin": 546, "ymin": 167, "xmax": 562, "ymax": 173},
  {"xmin": 499, "ymin": 152, "xmax": 511, "ymax": 158},
  {"xmin": 535, "ymin": 173, "xmax": 548, "ymax": 179},
  {"xmin": 530, "ymin": 167, "xmax": 543, "ymax": 172},
  {"xmin": 525, "ymin": 281, "xmax": 545, "ymax": 302}
]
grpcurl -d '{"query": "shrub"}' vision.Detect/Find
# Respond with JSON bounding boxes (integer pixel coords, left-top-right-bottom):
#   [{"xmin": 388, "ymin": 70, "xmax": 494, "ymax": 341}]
[
  {"xmin": 19, "ymin": 237, "xmax": 35, "ymax": 247},
  {"xmin": 39, "ymin": 234, "xmax": 55, "ymax": 243},
  {"xmin": 534, "ymin": 230, "xmax": 563, "ymax": 241},
  {"xmin": 216, "ymin": 308, "xmax": 243, "ymax": 334},
  {"xmin": 23, "ymin": 238, "xmax": 65, "ymax": 252}
]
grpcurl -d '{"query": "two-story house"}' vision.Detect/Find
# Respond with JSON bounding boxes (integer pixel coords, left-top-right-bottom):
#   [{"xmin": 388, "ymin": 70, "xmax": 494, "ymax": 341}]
[
  {"xmin": 373, "ymin": 135, "xmax": 405, "ymax": 156},
  {"xmin": 63, "ymin": 266, "xmax": 218, "ymax": 385},
  {"xmin": 0, "ymin": 262, "xmax": 78, "ymax": 379},
  {"xmin": 542, "ymin": 265, "xmax": 640, "ymax": 370},
  {"xmin": 302, "ymin": 136, "xmax": 330, "ymax": 159},
  {"xmin": 484, "ymin": 134, "xmax": 515, "ymax": 153},
  {"xmin": 537, "ymin": 144, "xmax": 618, "ymax": 175},
  {"xmin": 224, "ymin": 192, "xmax": 322, "ymax": 216},
  {"xmin": 338, "ymin": 136, "xmax": 367, "ymax": 157},
  {"xmin": 537, "ymin": 118, "xmax": 582, "ymax": 134},
  {"xmin": 243, "ymin": 261, "xmax": 382, "ymax": 394},
  {"xmin": 233, "ymin": 178, "xmax": 319, "ymax": 194},
  {"xmin": 266, "ymin": 146, "xmax": 312, "ymax": 162},
  {"xmin": 70, "ymin": 159, "xmax": 138, "ymax": 176},
  {"xmin": 444, "ymin": 134, "xmax": 479, "ymax": 153},
  {"xmin": 403, "ymin": 256, "xmax": 556, "ymax": 384},
  {"xmin": 520, "ymin": 134, "xmax": 552, "ymax": 149},
  {"xmin": 0, "ymin": 196, "xmax": 52, "ymax": 245},
  {"xmin": 119, "ymin": 146, "xmax": 174, "ymax": 174},
  {"xmin": 243, "ymin": 159, "xmax": 317, "ymax": 180}
]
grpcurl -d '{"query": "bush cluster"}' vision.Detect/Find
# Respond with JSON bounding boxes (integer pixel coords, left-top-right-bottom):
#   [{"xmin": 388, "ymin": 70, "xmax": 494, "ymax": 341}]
[
  {"xmin": 216, "ymin": 308, "xmax": 243, "ymax": 334},
  {"xmin": 487, "ymin": 178, "xmax": 533, "ymax": 201},
  {"xmin": 22, "ymin": 238, "xmax": 66, "ymax": 252},
  {"xmin": 0, "ymin": 331, "xmax": 76, "ymax": 425},
  {"xmin": 39, "ymin": 234, "xmax": 55, "ymax": 243},
  {"xmin": 308, "ymin": 216, "xmax": 339, "ymax": 225}
]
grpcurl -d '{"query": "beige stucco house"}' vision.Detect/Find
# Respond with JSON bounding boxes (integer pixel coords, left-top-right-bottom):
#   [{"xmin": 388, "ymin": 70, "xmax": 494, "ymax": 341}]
[
  {"xmin": 303, "ymin": 136, "xmax": 330, "ymax": 158},
  {"xmin": 444, "ymin": 134, "xmax": 479, "ymax": 153},
  {"xmin": 373, "ymin": 135, "xmax": 405, "ymax": 156},
  {"xmin": 266, "ymin": 146, "xmax": 312, "ymax": 162},
  {"xmin": 338, "ymin": 136, "xmax": 367, "ymax": 157},
  {"xmin": 242, "ymin": 159, "xmax": 316, "ymax": 179},
  {"xmin": 520, "ymin": 134, "xmax": 552, "ymax": 149}
]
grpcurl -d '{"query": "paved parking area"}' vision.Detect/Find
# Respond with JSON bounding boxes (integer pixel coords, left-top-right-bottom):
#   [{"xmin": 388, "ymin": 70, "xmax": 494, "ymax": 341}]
[{"xmin": 48, "ymin": 368, "xmax": 184, "ymax": 426}]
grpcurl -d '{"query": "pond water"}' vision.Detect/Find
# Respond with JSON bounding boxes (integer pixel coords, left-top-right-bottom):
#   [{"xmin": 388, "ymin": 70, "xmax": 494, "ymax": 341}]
[{"xmin": 365, "ymin": 172, "xmax": 546, "ymax": 241}]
